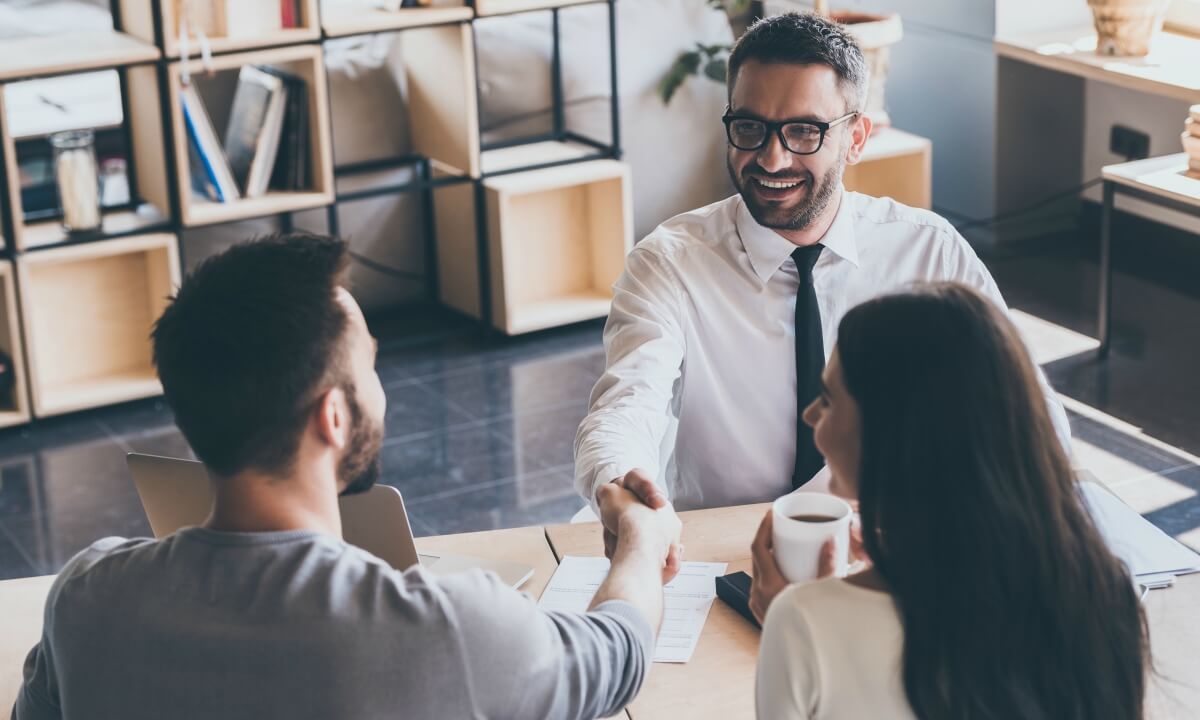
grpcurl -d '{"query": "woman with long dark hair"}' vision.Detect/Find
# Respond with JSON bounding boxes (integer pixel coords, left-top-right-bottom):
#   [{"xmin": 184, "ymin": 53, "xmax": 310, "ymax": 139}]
[{"xmin": 751, "ymin": 282, "xmax": 1148, "ymax": 720}]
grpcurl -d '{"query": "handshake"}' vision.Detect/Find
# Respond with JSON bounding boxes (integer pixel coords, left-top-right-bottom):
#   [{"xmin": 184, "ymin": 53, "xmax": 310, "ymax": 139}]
[{"xmin": 596, "ymin": 469, "xmax": 684, "ymax": 584}]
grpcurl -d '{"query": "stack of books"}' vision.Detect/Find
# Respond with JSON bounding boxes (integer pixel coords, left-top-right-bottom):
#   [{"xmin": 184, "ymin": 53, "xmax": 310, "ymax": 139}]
[
  {"xmin": 181, "ymin": 65, "xmax": 310, "ymax": 203},
  {"xmin": 1185, "ymin": 105, "xmax": 1200, "ymax": 177}
]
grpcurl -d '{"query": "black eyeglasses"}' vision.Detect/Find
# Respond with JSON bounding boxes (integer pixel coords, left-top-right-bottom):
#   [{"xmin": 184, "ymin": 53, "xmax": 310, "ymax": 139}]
[{"xmin": 722, "ymin": 108, "xmax": 859, "ymax": 155}]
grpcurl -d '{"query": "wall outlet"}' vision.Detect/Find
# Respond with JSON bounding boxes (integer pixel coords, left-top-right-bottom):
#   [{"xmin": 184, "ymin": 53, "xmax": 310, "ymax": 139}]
[{"xmin": 1110, "ymin": 125, "xmax": 1150, "ymax": 160}]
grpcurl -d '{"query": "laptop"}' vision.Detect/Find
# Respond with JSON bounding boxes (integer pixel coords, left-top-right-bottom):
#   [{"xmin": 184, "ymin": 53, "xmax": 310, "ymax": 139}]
[{"xmin": 127, "ymin": 453, "xmax": 534, "ymax": 588}]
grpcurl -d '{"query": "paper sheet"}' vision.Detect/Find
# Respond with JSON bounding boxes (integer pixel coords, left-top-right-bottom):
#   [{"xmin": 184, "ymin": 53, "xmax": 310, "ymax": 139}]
[
  {"xmin": 538, "ymin": 556, "xmax": 728, "ymax": 663},
  {"xmin": 1080, "ymin": 480, "xmax": 1200, "ymax": 578}
]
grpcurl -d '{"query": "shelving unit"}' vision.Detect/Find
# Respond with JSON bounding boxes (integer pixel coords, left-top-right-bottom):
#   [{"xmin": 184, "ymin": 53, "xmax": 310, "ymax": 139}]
[
  {"xmin": 16, "ymin": 234, "xmax": 179, "ymax": 417},
  {"xmin": 0, "ymin": 0, "xmax": 626, "ymax": 424},
  {"xmin": 166, "ymin": 44, "xmax": 334, "ymax": 226},
  {"xmin": 483, "ymin": 160, "xmax": 630, "ymax": 334},
  {"xmin": 121, "ymin": 0, "xmax": 322, "ymax": 58}
]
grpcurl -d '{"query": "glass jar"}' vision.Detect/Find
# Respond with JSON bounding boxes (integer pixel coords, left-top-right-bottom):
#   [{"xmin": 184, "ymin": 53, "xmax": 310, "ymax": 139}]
[{"xmin": 50, "ymin": 129, "xmax": 102, "ymax": 233}]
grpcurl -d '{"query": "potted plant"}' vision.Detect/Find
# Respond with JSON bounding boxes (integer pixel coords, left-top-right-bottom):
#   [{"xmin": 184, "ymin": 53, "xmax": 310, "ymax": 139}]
[{"xmin": 1087, "ymin": 0, "xmax": 1172, "ymax": 56}]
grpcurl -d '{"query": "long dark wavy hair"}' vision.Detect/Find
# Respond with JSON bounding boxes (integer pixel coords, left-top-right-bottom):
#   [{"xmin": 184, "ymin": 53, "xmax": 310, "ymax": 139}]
[{"xmin": 836, "ymin": 282, "xmax": 1147, "ymax": 720}]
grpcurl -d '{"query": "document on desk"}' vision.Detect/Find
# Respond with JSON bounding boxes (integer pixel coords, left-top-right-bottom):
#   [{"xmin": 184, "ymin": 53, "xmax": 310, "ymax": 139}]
[{"xmin": 539, "ymin": 556, "xmax": 728, "ymax": 663}]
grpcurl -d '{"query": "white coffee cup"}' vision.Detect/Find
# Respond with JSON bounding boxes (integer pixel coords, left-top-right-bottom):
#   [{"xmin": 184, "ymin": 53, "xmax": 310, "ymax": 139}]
[{"xmin": 771, "ymin": 492, "xmax": 853, "ymax": 583}]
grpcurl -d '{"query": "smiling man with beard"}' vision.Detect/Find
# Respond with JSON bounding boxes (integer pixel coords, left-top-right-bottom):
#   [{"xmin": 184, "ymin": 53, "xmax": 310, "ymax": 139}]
[
  {"xmin": 14, "ymin": 234, "xmax": 683, "ymax": 720},
  {"xmin": 576, "ymin": 12, "xmax": 1070, "ymax": 525}
]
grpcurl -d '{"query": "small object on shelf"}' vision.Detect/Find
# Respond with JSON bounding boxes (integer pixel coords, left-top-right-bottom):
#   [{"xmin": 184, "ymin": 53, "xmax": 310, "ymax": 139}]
[
  {"xmin": 49, "ymin": 129, "xmax": 101, "ymax": 234},
  {"xmin": 223, "ymin": 66, "xmax": 289, "ymax": 198},
  {"xmin": 1086, "ymin": 0, "xmax": 1171, "ymax": 57},
  {"xmin": 181, "ymin": 83, "xmax": 240, "ymax": 203},
  {"xmin": 1185, "ymin": 105, "xmax": 1200, "ymax": 177},
  {"xmin": 100, "ymin": 157, "xmax": 132, "ymax": 207},
  {"xmin": 281, "ymin": 0, "xmax": 301, "ymax": 27}
]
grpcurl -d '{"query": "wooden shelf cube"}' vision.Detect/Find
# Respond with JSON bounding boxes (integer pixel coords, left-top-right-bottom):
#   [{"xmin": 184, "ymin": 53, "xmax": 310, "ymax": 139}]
[
  {"xmin": 1, "ymin": 67, "xmax": 173, "ymax": 251},
  {"xmin": 0, "ymin": 31, "xmax": 160, "ymax": 83},
  {"xmin": 843, "ymin": 127, "xmax": 932, "ymax": 209},
  {"xmin": 483, "ymin": 159, "xmax": 631, "ymax": 334},
  {"xmin": 166, "ymin": 44, "xmax": 335, "ymax": 227},
  {"xmin": 120, "ymin": 0, "xmax": 321, "ymax": 58},
  {"xmin": 0, "ymin": 262, "xmax": 31, "ymax": 428},
  {"xmin": 401, "ymin": 22, "xmax": 481, "ymax": 178},
  {"xmin": 321, "ymin": 4, "xmax": 474, "ymax": 37},
  {"xmin": 473, "ymin": 0, "xmax": 602, "ymax": 17},
  {"xmin": 16, "ymin": 233, "xmax": 180, "ymax": 417}
]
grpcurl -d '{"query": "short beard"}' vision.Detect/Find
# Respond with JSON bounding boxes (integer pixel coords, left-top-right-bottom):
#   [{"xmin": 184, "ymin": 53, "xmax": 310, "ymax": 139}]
[
  {"xmin": 729, "ymin": 154, "xmax": 845, "ymax": 232},
  {"xmin": 337, "ymin": 383, "xmax": 384, "ymax": 497}
]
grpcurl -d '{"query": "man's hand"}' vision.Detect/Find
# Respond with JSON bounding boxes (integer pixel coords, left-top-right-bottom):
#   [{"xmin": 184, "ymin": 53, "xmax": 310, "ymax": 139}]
[
  {"xmin": 596, "ymin": 479, "xmax": 682, "ymax": 584},
  {"xmin": 598, "ymin": 469, "xmax": 669, "ymax": 559}
]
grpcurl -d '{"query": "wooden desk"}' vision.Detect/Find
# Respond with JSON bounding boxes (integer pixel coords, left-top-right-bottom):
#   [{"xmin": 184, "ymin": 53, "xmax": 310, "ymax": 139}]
[
  {"xmin": 547, "ymin": 504, "xmax": 769, "ymax": 720},
  {"xmin": 548, "ymin": 503, "xmax": 1200, "ymax": 720}
]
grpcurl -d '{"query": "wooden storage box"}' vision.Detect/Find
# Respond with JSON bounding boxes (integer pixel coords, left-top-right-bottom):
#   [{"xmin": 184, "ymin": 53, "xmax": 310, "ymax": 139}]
[
  {"xmin": 843, "ymin": 128, "xmax": 932, "ymax": 209},
  {"xmin": 17, "ymin": 233, "xmax": 180, "ymax": 417},
  {"xmin": 167, "ymin": 44, "xmax": 334, "ymax": 226},
  {"xmin": 1, "ymin": 68, "xmax": 173, "ymax": 252},
  {"xmin": 0, "ymin": 262, "xmax": 30, "ymax": 427},
  {"xmin": 483, "ymin": 159, "xmax": 631, "ymax": 334},
  {"xmin": 120, "ymin": 0, "xmax": 321, "ymax": 58}
]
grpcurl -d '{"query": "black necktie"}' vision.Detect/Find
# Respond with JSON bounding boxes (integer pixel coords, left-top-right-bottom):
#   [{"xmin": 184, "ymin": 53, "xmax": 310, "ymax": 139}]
[{"xmin": 792, "ymin": 244, "xmax": 825, "ymax": 489}]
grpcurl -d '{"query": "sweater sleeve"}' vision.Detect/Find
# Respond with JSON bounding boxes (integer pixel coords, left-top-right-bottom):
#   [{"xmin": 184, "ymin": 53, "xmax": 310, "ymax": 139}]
[{"xmin": 439, "ymin": 570, "xmax": 654, "ymax": 719}]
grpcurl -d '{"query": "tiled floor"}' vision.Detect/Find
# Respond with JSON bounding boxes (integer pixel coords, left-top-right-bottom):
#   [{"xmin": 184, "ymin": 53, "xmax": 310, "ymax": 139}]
[{"xmin": 0, "ymin": 208, "xmax": 1197, "ymax": 580}]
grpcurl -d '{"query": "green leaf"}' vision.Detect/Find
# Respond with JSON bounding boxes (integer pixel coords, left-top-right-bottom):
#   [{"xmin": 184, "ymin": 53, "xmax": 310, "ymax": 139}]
[
  {"xmin": 703, "ymin": 57, "xmax": 727, "ymax": 82},
  {"xmin": 658, "ymin": 51, "xmax": 703, "ymax": 104}
]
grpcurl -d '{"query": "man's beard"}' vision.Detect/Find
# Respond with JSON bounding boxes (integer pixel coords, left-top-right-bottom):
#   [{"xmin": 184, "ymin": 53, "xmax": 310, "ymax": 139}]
[
  {"xmin": 729, "ymin": 155, "xmax": 844, "ymax": 232},
  {"xmin": 337, "ymin": 384, "xmax": 384, "ymax": 497}
]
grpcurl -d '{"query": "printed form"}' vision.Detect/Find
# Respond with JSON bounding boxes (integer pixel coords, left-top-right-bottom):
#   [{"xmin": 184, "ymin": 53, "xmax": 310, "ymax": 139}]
[{"xmin": 538, "ymin": 556, "xmax": 728, "ymax": 663}]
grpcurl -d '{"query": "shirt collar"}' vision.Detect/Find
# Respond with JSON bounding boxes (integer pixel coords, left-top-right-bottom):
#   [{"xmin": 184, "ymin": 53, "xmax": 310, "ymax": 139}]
[{"xmin": 735, "ymin": 189, "xmax": 861, "ymax": 283}]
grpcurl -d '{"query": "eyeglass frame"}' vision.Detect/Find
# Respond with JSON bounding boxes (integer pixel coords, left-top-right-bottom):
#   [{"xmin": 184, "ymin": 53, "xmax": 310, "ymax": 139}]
[{"xmin": 721, "ymin": 107, "xmax": 860, "ymax": 155}]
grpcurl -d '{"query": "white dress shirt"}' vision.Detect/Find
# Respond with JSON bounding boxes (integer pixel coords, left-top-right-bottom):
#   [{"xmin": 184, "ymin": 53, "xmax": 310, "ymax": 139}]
[
  {"xmin": 756, "ymin": 579, "xmax": 914, "ymax": 720},
  {"xmin": 574, "ymin": 190, "xmax": 1071, "ymax": 511}
]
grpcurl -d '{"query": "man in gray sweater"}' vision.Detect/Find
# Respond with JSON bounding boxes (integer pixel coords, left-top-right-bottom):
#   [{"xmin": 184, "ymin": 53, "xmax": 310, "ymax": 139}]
[{"xmin": 13, "ymin": 233, "xmax": 681, "ymax": 720}]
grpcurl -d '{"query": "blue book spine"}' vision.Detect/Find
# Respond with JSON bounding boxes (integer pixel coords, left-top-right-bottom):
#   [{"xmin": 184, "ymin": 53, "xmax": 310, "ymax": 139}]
[{"xmin": 181, "ymin": 90, "xmax": 227, "ymax": 203}]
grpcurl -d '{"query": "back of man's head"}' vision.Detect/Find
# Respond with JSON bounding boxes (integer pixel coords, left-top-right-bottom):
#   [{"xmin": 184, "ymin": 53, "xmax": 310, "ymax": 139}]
[
  {"xmin": 152, "ymin": 233, "xmax": 351, "ymax": 478},
  {"xmin": 728, "ymin": 12, "xmax": 868, "ymax": 111}
]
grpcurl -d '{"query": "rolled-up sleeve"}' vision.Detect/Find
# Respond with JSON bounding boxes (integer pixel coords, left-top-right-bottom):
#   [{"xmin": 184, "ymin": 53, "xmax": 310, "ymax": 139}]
[
  {"xmin": 440, "ymin": 571, "xmax": 654, "ymax": 720},
  {"xmin": 575, "ymin": 246, "xmax": 687, "ymax": 509}
]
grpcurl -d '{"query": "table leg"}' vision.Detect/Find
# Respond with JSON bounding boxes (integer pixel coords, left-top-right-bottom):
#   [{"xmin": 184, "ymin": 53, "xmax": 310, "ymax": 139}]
[{"xmin": 1097, "ymin": 181, "xmax": 1114, "ymax": 359}]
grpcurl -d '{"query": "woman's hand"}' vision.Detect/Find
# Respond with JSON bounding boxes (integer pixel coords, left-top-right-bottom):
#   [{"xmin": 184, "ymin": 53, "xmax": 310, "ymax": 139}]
[{"xmin": 749, "ymin": 510, "xmax": 788, "ymax": 624}]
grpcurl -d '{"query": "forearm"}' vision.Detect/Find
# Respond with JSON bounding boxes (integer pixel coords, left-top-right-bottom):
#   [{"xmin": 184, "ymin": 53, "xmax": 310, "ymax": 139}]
[{"xmin": 589, "ymin": 525, "xmax": 666, "ymax": 631}]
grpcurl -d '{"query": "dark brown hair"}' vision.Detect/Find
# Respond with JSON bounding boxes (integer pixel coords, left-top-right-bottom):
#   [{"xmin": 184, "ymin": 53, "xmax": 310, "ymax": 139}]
[
  {"xmin": 837, "ymin": 282, "xmax": 1147, "ymax": 720},
  {"xmin": 728, "ymin": 12, "xmax": 868, "ymax": 111},
  {"xmin": 152, "ymin": 233, "xmax": 351, "ymax": 477}
]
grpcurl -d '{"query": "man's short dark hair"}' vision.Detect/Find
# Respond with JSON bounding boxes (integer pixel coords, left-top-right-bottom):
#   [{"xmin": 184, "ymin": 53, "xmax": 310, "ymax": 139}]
[
  {"xmin": 727, "ymin": 12, "xmax": 868, "ymax": 112},
  {"xmin": 152, "ymin": 233, "xmax": 352, "ymax": 477}
]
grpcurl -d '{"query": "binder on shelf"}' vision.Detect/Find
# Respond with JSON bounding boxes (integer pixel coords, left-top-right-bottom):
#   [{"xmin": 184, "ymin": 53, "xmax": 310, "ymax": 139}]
[
  {"xmin": 223, "ymin": 66, "xmax": 289, "ymax": 198},
  {"xmin": 260, "ymin": 66, "xmax": 310, "ymax": 191},
  {"xmin": 180, "ymin": 84, "xmax": 240, "ymax": 203},
  {"xmin": 281, "ymin": 0, "xmax": 301, "ymax": 28}
]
